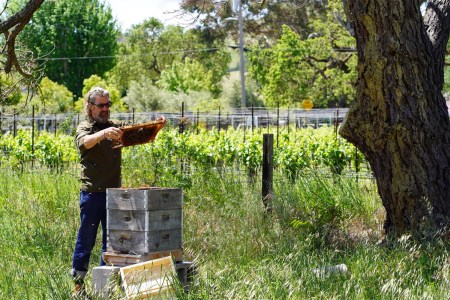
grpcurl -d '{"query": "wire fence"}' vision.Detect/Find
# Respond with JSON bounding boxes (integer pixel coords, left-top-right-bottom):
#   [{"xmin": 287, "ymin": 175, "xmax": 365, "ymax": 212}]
[
  {"xmin": 0, "ymin": 105, "xmax": 375, "ymax": 181},
  {"xmin": 0, "ymin": 105, "xmax": 349, "ymax": 136}
]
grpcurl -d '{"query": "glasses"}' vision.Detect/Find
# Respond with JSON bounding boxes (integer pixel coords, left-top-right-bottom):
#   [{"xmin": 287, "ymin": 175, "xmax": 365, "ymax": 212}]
[{"xmin": 91, "ymin": 101, "xmax": 112, "ymax": 109}]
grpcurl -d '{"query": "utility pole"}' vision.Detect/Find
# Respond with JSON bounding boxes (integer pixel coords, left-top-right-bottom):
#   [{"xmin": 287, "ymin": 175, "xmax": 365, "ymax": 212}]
[{"xmin": 237, "ymin": 0, "xmax": 246, "ymax": 109}]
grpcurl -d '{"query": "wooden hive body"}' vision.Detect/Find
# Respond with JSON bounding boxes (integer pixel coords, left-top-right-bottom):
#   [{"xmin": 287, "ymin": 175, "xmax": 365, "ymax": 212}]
[{"xmin": 106, "ymin": 187, "xmax": 182, "ymax": 254}]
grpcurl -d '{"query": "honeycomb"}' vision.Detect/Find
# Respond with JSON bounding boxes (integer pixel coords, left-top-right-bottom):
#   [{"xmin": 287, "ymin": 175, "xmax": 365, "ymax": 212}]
[{"xmin": 113, "ymin": 119, "xmax": 166, "ymax": 148}]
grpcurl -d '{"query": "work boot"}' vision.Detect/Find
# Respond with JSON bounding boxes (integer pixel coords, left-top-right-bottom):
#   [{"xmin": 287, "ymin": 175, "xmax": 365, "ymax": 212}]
[{"xmin": 72, "ymin": 277, "xmax": 90, "ymax": 299}]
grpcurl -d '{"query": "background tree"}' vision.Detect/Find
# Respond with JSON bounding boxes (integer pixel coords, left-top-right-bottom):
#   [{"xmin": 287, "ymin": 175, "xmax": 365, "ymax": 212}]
[
  {"xmin": 16, "ymin": 0, "xmax": 119, "ymax": 98},
  {"xmin": 109, "ymin": 18, "xmax": 230, "ymax": 98},
  {"xmin": 124, "ymin": 77, "xmax": 165, "ymax": 112},
  {"xmin": 248, "ymin": 3, "xmax": 356, "ymax": 108},
  {"xmin": 180, "ymin": 0, "xmax": 325, "ymax": 45},
  {"xmin": 30, "ymin": 77, "xmax": 74, "ymax": 113},
  {"xmin": 74, "ymin": 74, "xmax": 126, "ymax": 113},
  {"xmin": 158, "ymin": 57, "xmax": 216, "ymax": 94},
  {"xmin": 181, "ymin": 0, "xmax": 357, "ymax": 108},
  {"xmin": 124, "ymin": 75, "xmax": 223, "ymax": 113},
  {"xmin": 0, "ymin": 74, "xmax": 22, "ymax": 106},
  {"xmin": 340, "ymin": 0, "xmax": 450, "ymax": 236}
]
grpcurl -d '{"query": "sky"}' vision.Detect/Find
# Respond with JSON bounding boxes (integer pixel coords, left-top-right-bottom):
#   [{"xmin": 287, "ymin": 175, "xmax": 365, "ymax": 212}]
[{"xmin": 104, "ymin": 0, "xmax": 191, "ymax": 31}]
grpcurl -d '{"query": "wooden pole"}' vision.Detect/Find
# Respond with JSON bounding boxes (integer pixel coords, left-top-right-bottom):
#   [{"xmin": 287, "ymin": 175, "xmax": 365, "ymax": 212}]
[
  {"xmin": 355, "ymin": 147, "xmax": 360, "ymax": 182},
  {"xmin": 243, "ymin": 111, "xmax": 246, "ymax": 143},
  {"xmin": 251, "ymin": 104, "xmax": 254, "ymax": 132},
  {"xmin": 334, "ymin": 108, "xmax": 339, "ymax": 139},
  {"xmin": 218, "ymin": 106, "xmax": 221, "ymax": 132},
  {"xmin": 276, "ymin": 105, "xmax": 280, "ymax": 148},
  {"xmin": 13, "ymin": 109, "xmax": 17, "ymax": 137},
  {"xmin": 31, "ymin": 106, "xmax": 35, "ymax": 167},
  {"xmin": 287, "ymin": 107, "xmax": 290, "ymax": 134},
  {"xmin": 196, "ymin": 109, "xmax": 200, "ymax": 134},
  {"xmin": 179, "ymin": 102, "xmax": 185, "ymax": 134},
  {"xmin": 54, "ymin": 114, "xmax": 57, "ymax": 136},
  {"xmin": 262, "ymin": 133, "xmax": 273, "ymax": 213}
]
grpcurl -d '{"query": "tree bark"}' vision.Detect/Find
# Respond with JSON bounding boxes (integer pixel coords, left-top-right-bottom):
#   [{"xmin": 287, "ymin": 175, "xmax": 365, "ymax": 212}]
[{"xmin": 340, "ymin": 0, "xmax": 450, "ymax": 235}]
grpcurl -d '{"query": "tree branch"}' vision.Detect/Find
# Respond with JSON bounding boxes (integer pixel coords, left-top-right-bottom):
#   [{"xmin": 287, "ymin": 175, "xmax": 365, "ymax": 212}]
[
  {"xmin": 307, "ymin": 53, "xmax": 354, "ymax": 81},
  {"xmin": 0, "ymin": 0, "xmax": 44, "ymax": 105},
  {"xmin": 423, "ymin": 0, "xmax": 450, "ymax": 59},
  {"xmin": 0, "ymin": 0, "xmax": 44, "ymax": 34},
  {"xmin": 1, "ymin": 0, "xmax": 44, "ymax": 74}
]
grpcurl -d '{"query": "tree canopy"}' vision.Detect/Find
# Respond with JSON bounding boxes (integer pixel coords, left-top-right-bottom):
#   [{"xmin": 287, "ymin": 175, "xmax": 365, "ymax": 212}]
[
  {"xmin": 109, "ymin": 18, "xmax": 231, "ymax": 98},
  {"xmin": 180, "ymin": 0, "xmax": 357, "ymax": 108},
  {"xmin": 16, "ymin": 0, "xmax": 119, "ymax": 98},
  {"xmin": 249, "ymin": 22, "xmax": 356, "ymax": 107}
]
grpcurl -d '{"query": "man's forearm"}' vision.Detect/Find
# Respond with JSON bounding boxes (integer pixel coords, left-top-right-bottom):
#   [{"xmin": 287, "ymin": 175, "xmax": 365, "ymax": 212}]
[{"xmin": 83, "ymin": 130, "xmax": 105, "ymax": 149}]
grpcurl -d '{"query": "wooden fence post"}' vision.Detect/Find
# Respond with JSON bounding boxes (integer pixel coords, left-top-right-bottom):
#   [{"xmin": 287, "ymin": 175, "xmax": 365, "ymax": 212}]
[
  {"xmin": 196, "ymin": 109, "xmax": 199, "ymax": 134},
  {"xmin": 218, "ymin": 106, "xmax": 221, "ymax": 132},
  {"xmin": 243, "ymin": 112, "xmax": 246, "ymax": 143},
  {"xmin": 13, "ymin": 109, "xmax": 17, "ymax": 137},
  {"xmin": 262, "ymin": 133, "xmax": 273, "ymax": 213},
  {"xmin": 287, "ymin": 107, "xmax": 290, "ymax": 134},
  {"xmin": 32, "ymin": 106, "xmax": 35, "ymax": 168},
  {"xmin": 251, "ymin": 104, "xmax": 254, "ymax": 132},
  {"xmin": 179, "ymin": 102, "xmax": 185, "ymax": 134},
  {"xmin": 276, "ymin": 104, "xmax": 279, "ymax": 148},
  {"xmin": 54, "ymin": 114, "xmax": 57, "ymax": 136}
]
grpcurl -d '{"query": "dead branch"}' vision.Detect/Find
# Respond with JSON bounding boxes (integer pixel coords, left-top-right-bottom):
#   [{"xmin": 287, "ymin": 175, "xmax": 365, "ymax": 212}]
[{"xmin": 1, "ymin": 0, "xmax": 44, "ymax": 76}]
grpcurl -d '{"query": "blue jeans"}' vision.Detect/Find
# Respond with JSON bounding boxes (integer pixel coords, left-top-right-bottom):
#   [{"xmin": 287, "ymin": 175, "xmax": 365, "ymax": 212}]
[{"xmin": 72, "ymin": 191, "xmax": 107, "ymax": 276}]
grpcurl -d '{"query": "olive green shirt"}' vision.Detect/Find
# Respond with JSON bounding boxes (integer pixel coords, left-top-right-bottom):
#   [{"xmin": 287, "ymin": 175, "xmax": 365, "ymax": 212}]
[{"xmin": 76, "ymin": 120, "xmax": 122, "ymax": 192}]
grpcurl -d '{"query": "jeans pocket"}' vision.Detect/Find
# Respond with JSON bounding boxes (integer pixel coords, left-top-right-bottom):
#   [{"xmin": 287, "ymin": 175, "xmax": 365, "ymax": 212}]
[{"xmin": 79, "ymin": 191, "xmax": 91, "ymax": 208}]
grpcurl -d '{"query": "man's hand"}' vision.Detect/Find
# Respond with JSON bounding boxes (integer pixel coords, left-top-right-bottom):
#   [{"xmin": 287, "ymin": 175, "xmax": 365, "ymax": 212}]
[
  {"xmin": 156, "ymin": 115, "xmax": 166, "ymax": 123},
  {"xmin": 103, "ymin": 127, "xmax": 123, "ymax": 141},
  {"xmin": 83, "ymin": 127, "xmax": 123, "ymax": 149}
]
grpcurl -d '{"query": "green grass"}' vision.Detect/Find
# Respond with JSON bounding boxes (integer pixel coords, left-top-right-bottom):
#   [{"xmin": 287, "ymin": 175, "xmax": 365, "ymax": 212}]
[{"xmin": 1, "ymin": 164, "xmax": 450, "ymax": 299}]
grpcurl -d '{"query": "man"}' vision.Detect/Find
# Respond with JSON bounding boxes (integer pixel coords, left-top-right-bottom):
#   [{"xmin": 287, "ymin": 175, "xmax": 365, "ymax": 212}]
[{"xmin": 71, "ymin": 87, "xmax": 123, "ymax": 296}]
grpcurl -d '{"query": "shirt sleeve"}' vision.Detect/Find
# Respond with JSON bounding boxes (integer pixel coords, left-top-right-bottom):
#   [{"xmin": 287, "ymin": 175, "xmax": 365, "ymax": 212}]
[{"xmin": 75, "ymin": 121, "xmax": 92, "ymax": 151}]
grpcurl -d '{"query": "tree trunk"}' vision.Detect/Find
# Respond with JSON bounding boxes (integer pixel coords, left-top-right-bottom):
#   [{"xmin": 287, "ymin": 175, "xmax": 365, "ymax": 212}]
[{"xmin": 340, "ymin": 0, "xmax": 450, "ymax": 235}]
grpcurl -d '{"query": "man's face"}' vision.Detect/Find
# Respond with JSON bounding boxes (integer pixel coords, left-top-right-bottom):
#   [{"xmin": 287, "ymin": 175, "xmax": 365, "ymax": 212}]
[{"xmin": 90, "ymin": 96, "xmax": 111, "ymax": 124}]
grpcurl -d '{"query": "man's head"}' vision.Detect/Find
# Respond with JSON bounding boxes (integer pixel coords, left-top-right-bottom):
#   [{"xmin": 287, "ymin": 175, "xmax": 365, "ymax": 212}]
[{"xmin": 85, "ymin": 87, "xmax": 111, "ymax": 124}]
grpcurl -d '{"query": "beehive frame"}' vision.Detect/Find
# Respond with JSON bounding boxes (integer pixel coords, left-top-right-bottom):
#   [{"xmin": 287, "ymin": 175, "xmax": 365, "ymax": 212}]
[
  {"xmin": 113, "ymin": 119, "xmax": 166, "ymax": 148},
  {"xmin": 120, "ymin": 256, "xmax": 176, "ymax": 299}
]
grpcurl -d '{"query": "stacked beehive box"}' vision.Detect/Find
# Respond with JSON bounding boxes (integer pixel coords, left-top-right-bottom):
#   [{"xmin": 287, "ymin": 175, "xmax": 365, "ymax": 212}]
[
  {"xmin": 98, "ymin": 187, "xmax": 196, "ymax": 297},
  {"xmin": 106, "ymin": 187, "xmax": 183, "ymax": 258}
]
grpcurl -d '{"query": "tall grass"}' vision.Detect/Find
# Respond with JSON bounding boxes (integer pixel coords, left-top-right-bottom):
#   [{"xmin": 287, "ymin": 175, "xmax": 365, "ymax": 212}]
[
  {"xmin": 1, "ymin": 164, "xmax": 450, "ymax": 299},
  {"xmin": 0, "ymin": 168, "xmax": 80, "ymax": 299}
]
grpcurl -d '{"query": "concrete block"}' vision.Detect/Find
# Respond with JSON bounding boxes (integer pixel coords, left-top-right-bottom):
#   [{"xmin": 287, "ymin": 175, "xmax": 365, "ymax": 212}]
[{"xmin": 92, "ymin": 266, "xmax": 121, "ymax": 298}]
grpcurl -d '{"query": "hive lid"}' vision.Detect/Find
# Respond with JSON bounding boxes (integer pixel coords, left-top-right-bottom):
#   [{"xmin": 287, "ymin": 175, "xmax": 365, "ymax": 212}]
[{"xmin": 113, "ymin": 119, "xmax": 166, "ymax": 148}]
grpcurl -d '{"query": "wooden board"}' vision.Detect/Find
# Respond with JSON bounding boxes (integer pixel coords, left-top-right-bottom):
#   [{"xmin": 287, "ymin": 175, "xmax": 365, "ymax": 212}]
[
  {"xmin": 107, "ymin": 228, "xmax": 182, "ymax": 254},
  {"xmin": 107, "ymin": 209, "xmax": 147, "ymax": 231},
  {"xmin": 103, "ymin": 250, "xmax": 183, "ymax": 267},
  {"xmin": 107, "ymin": 209, "xmax": 182, "ymax": 232},
  {"xmin": 107, "ymin": 188, "xmax": 182, "ymax": 211},
  {"xmin": 120, "ymin": 256, "xmax": 176, "ymax": 299},
  {"xmin": 106, "ymin": 188, "xmax": 149, "ymax": 211}
]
